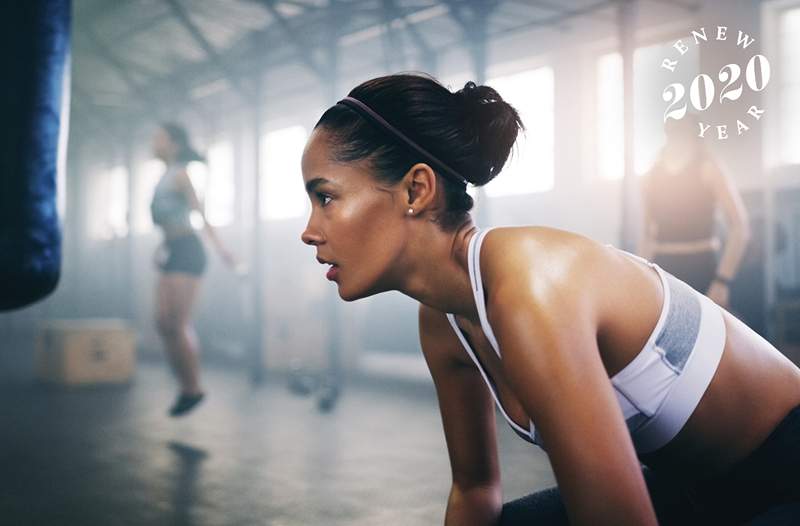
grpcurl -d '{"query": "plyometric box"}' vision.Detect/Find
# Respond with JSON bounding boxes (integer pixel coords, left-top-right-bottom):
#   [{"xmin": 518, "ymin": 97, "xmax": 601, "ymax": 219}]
[{"xmin": 36, "ymin": 319, "xmax": 136, "ymax": 385}]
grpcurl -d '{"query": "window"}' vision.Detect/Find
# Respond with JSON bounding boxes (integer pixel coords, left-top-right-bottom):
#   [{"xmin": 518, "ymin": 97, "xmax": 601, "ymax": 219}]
[
  {"xmin": 89, "ymin": 165, "xmax": 128, "ymax": 240},
  {"xmin": 596, "ymin": 40, "xmax": 700, "ymax": 178},
  {"xmin": 133, "ymin": 159, "xmax": 164, "ymax": 234},
  {"xmin": 596, "ymin": 53, "xmax": 625, "ymax": 180},
  {"xmin": 780, "ymin": 7, "xmax": 800, "ymax": 165},
  {"xmin": 186, "ymin": 160, "xmax": 207, "ymax": 230},
  {"xmin": 205, "ymin": 140, "xmax": 235, "ymax": 226},
  {"xmin": 260, "ymin": 125, "xmax": 308, "ymax": 220},
  {"xmin": 486, "ymin": 67, "xmax": 555, "ymax": 196}
]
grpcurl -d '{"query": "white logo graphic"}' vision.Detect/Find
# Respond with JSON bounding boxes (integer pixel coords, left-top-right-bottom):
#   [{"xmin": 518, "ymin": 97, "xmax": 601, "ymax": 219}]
[{"xmin": 660, "ymin": 26, "xmax": 770, "ymax": 140}]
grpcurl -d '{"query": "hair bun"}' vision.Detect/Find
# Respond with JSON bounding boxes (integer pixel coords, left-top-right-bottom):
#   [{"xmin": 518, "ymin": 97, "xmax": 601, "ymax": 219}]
[
  {"xmin": 454, "ymin": 81, "xmax": 523, "ymax": 186},
  {"xmin": 456, "ymin": 81, "xmax": 500, "ymax": 106}
]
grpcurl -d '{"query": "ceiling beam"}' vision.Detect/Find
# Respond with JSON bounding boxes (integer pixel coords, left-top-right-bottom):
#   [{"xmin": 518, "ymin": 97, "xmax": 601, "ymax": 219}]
[
  {"xmin": 381, "ymin": 0, "xmax": 403, "ymax": 71},
  {"xmin": 70, "ymin": 83, "xmax": 125, "ymax": 145},
  {"xmin": 78, "ymin": 25, "xmax": 163, "ymax": 113},
  {"xmin": 250, "ymin": 0, "xmax": 327, "ymax": 82},
  {"xmin": 503, "ymin": 0, "xmax": 618, "ymax": 32},
  {"xmin": 384, "ymin": 0, "xmax": 436, "ymax": 72},
  {"xmin": 165, "ymin": 0, "xmax": 255, "ymax": 100},
  {"xmin": 647, "ymin": 0, "xmax": 701, "ymax": 13},
  {"xmin": 75, "ymin": 25, "xmax": 210, "ymax": 125}
]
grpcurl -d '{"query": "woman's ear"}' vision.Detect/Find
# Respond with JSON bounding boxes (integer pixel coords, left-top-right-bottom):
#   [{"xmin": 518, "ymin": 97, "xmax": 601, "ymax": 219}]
[{"xmin": 403, "ymin": 163, "xmax": 438, "ymax": 214}]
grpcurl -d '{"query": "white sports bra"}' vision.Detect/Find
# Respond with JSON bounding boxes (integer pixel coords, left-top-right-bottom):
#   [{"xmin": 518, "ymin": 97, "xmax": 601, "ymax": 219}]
[{"xmin": 445, "ymin": 227, "xmax": 727, "ymax": 454}]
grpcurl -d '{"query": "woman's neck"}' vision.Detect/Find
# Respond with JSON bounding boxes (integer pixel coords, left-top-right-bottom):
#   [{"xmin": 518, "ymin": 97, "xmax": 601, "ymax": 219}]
[{"xmin": 393, "ymin": 220, "xmax": 482, "ymax": 321}]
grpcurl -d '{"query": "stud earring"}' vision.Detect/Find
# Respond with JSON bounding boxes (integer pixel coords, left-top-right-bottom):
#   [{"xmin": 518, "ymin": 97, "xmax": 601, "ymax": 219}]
[{"xmin": 407, "ymin": 208, "xmax": 414, "ymax": 215}]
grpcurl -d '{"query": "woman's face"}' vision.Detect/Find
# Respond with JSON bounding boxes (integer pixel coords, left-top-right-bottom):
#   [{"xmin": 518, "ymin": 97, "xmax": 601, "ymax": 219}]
[
  {"xmin": 152, "ymin": 128, "xmax": 177, "ymax": 161},
  {"xmin": 301, "ymin": 128, "xmax": 408, "ymax": 301}
]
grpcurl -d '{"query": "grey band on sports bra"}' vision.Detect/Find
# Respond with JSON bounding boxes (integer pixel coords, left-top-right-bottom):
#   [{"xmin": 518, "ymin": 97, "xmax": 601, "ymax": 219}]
[{"xmin": 336, "ymin": 96, "xmax": 469, "ymax": 186}]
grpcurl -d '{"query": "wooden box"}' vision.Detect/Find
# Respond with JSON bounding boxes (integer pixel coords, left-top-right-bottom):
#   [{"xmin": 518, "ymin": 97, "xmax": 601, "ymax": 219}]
[{"xmin": 36, "ymin": 319, "xmax": 136, "ymax": 385}]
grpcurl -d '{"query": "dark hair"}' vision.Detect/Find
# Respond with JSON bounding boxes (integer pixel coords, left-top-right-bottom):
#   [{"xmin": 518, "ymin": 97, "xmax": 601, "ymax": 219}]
[
  {"xmin": 315, "ymin": 73, "xmax": 524, "ymax": 228},
  {"xmin": 161, "ymin": 122, "xmax": 205, "ymax": 164}
]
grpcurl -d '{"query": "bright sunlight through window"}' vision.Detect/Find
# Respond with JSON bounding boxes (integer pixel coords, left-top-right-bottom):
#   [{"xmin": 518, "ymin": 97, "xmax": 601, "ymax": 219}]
[
  {"xmin": 90, "ymin": 165, "xmax": 128, "ymax": 240},
  {"xmin": 486, "ymin": 67, "xmax": 554, "ymax": 197},
  {"xmin": 205, "ymin": 140, "xmax": 235, "ymax": 226},
  {"xmin": 260, "ymin": 125, "xmax": 309, "ymax": 220},
  {"xmin": 596, "ymin": 41, "xmax": 699, "ymax": 178}
]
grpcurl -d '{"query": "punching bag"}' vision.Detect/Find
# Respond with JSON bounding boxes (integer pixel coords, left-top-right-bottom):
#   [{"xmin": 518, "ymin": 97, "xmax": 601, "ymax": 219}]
[{"xmin": 0, "ymin": 1, "xmax": 71, "ymax": 311}]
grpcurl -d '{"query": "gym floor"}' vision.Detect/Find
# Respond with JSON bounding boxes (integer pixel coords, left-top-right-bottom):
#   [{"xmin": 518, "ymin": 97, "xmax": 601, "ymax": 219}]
[{"xmin": 0, "ymin": 356, "xmax": 554, "ymax": 526}]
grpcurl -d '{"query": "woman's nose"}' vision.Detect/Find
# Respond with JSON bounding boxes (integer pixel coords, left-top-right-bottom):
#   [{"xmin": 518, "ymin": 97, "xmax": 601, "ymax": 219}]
[{"xmin": 301, "ymin": 226, "xmax": 323, "ymax": 246}]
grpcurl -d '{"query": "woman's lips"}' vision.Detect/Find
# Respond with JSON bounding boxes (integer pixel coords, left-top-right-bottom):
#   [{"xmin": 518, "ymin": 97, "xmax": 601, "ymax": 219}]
[{"xmin": 326, "ymin": 264, "xmax": 339, "ymax": 281}]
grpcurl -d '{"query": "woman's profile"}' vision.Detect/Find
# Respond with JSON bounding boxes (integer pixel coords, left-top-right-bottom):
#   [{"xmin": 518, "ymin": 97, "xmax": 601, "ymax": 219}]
[{"xmin": 299, "ymin": 74, "xmax": 800, "ymax": 525}]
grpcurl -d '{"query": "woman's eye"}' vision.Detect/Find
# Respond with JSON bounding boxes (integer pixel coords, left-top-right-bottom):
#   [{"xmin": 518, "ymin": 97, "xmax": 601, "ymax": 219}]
[{"xmin": 317, "ymin": 193, "xmax": 332, "ymax": 206}]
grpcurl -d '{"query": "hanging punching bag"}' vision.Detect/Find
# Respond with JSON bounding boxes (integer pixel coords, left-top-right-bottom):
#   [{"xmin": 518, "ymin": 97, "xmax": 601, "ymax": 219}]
[{"xmin": 0, "ymin": 1, "xmax": 71, "ymax": 311}]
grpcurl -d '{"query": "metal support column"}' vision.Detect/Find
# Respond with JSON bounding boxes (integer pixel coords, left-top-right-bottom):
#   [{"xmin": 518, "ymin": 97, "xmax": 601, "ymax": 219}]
[
  {"xmin": 618, "ymin": 0, "xmax": 637, "ymax": 251},
  {"xmin": 250, "ymin": 71, "xmax": 267, "ymax": 384},
  {"xmin": 123, "ymin": 127, "xmax": 136, "ymax": 321},
  {"xmin": 469, "ymin": 2, "xmax": 493, "ymax": 228},
  {"xmin": 322, "ymin": 0, "xmax": 343, "ymax": 409}
]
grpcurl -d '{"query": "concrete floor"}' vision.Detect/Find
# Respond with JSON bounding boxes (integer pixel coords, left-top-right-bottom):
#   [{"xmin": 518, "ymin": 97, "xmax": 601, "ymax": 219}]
[{"xmin": 0, "ymin": 361, "xmax": 555, "ymax": 526}]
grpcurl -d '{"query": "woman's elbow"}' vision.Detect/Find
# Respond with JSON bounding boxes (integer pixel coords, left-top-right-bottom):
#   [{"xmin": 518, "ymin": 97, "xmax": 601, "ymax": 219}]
[{"xmin": 447, "ymin": 482, "xmax": 503, "ymax": 526}]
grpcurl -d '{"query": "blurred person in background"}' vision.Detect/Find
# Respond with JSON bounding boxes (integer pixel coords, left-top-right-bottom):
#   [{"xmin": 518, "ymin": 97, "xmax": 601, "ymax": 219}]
[
  {"xmin": 639, "ymin": 115, "xmax": 751, "ymax": 309},
  {"xmin": 150, "ymin": 122, "xmax": 238, "ymax": 417}
]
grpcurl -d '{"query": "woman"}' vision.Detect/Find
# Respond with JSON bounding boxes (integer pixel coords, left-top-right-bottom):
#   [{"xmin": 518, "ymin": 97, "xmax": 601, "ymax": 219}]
[
  {"xmin": 151, "ymin": 123, "xmax": 236, "ymax": 417},
  {"xmin": 640, "ymin": 115, "xmax": 751, "ymax": 309},
  {"xmin": 300, "ymin": 74, "xmax": 800, "ymax": 524}
]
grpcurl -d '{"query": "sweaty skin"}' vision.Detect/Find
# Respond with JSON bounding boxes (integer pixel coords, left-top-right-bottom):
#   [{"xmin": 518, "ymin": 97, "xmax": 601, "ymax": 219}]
[{"xmin": 301, "ymin": 128, "xmax": 800, "ymax": 525}]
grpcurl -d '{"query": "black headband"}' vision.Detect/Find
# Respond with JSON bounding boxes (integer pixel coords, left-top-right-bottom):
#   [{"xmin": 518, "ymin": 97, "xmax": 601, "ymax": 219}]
[{"xmin": 336, "ymin": 96, "xmax": 469, "ymax": 186}]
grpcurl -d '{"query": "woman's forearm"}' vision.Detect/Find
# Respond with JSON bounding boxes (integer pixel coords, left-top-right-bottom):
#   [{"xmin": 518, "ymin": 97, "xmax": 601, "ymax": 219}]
[{"xmin": 444, "ymin": 483, "xmax": 502, "ymax": 526}]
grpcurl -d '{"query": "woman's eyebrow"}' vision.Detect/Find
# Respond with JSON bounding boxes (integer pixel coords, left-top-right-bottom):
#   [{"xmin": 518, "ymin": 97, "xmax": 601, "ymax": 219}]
[{"xmin": 305, "ymin": 177, "xmax": 329, "ymax": 194}]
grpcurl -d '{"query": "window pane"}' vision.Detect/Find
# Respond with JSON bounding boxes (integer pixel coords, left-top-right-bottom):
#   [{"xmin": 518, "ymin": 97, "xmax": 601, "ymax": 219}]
[
  {"xmin": 781, "ymin": 13, "xmax": 800, "ymax": 86},
  {"xmin": 89, "ymin": 165, "xmax": 128, "ymax": 240},
  {"xmin": 597, "ymin": 53, "xmax": 625, "ymax": 180},
  {"xmin": 596, "ymin": 41, "xmax": 700, "ymax": 178},
  {"xmin": 186, "ymin": 161, "xmax": 207, "ymax": 230},
  {"xmin": 108, "ymin": 166, "xmax": 129, "ymax": 238},
  {"xmin": 486, "ymin": 67, "xmax": 554, "ymax": 196},
  {"xmin": 260, "ymin": 125, "xmax": 308, "ymax": 220},
  {"xmin": 205, "ymin": 140, "xmax": 235, "ymax": 226},
  {"xmin": 781, "ymin": 87, "xmax": 800, "ymax": 165},
  {"xmin": 636, "ymin": 41, "xmax": 700, "ymax": 174},
  {"xmin": 780, "ymin": 7, "xmax": 800, "ymax": 165}
]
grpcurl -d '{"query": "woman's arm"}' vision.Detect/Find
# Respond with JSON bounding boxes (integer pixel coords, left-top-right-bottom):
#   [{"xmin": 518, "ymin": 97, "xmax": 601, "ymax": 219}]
[
  {"xmin": 704, "ymin": 159, "xmax": 751, "ymax": 306},
  {"xmin": 484, "ymin": 239, "xmax": 657, "ymax": 526},
  {"xmin": 419, "ymin": 304, "xmax": 502, "ymax": 526},
  {"xmin": 175, "ymin": 169, "xmax": 237, "ymax": 268}
]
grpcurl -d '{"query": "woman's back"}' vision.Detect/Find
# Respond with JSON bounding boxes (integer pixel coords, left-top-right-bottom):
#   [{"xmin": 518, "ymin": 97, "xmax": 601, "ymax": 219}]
[{"xmin": 441, "ymin": 226, "xmax": 800, "ymax": 476}]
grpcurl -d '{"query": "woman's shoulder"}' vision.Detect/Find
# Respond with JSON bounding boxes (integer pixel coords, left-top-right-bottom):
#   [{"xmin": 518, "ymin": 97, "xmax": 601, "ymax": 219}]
[
  {"xmin": 482, "ymin": 226, "xmax": 598, "ymax": 266},
  {"xmin": 480, "ymin": 226, "xmax": 605, "ymax": 304}
]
